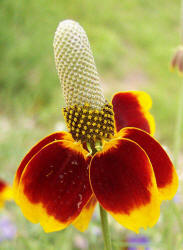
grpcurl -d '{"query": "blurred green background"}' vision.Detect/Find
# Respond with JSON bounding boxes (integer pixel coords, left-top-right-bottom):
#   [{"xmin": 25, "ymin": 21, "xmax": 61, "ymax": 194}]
[{"xmin": 0, "ymin": 0, "xmax": 183, "ymax": 249}]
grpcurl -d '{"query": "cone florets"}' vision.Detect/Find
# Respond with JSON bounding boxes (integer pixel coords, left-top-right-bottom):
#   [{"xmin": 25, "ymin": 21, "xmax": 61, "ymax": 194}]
[
  {"xmin": 53, "ymin": 20, "xmax": 115, "ymax": 143},
  {"xmin": 53, "ymin": 20, "xmax": 106, "ymax": 109}
]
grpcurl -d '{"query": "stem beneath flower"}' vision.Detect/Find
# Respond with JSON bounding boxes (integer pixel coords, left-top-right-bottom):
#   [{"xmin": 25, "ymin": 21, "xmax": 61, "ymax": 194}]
[
  {"xmin": 88, "ymin": 142, "xmax": 112, "ymax": 249},
  {"xmin": 99, "ymin": 205, "xmax": 112, "ymax": 250}
]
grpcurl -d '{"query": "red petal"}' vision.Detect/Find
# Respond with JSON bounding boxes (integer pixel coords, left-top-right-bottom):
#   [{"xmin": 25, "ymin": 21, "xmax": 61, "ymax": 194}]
[
  {"xmin": 90, "ymin": 138, "xmax": 160, "ymax": 232},
  {"xmin": 14, "ymin": 140, "xmax": 92, "ymax": 232},
  {"xmin": 117, "ymin": 127, "xmax": 178, "ymax": 201},
  {"xmin": 0, "ymin": 179, "xmax": 7, "ymax": 193},
  {"xmin": 112, "ymin": 91, "xmax": 155, "ymax": 135},
  {"xmin": 14, "ymin": 131, "xmax": 73, "ymax": 193}
]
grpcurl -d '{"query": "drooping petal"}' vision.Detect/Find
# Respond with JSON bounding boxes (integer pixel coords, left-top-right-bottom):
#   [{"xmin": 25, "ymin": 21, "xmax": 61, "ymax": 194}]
[
  {"xmin": 117, "ymin": 127, "xmax": 178, "ymax": 201},
  {"xmin": 14, "ymin": 139, "xmax": 92, "ymax": 232},
  {"xmin": 72, "ymin": 195, "xmax": 97, "ymax": 232},
  {"xmin": 13, "ymin": 131, "xmax": 73, "ymax": 198},
  {"xmin": 90, "ymin": 138, "xmax": 160, "ymax": 233},
  {"xmin": 0, "ymin": 180, "xmax": 7, "ymax": 194},
  {"xmin": 112, "ymin": 91, "xmax": 155, "ymax": 135},
  {"xmin": 0, "ymin": 180, "xmax": 13, "ymax": 208}
]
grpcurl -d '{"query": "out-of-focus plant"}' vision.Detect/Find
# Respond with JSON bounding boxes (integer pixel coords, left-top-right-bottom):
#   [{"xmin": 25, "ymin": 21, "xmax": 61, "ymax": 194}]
[
  {"xmin": 0, "ymin": 215, "xmax": 17, "ymax": 242},
  {"xmin": 170, "ymin": 0, "xmax": 183, "ymax": 169},
  {"xmin": 167, "ymin": 0, "xmax": 183, "ymax": 247},
  {"xmin": 127, "ymin": 235, "xmax": 150, "ymax": 250}
]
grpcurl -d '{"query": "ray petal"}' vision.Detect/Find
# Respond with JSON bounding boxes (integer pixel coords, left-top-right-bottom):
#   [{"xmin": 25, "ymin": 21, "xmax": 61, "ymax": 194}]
[
  {"xmin": 14, "ymin": 140, "xmax": 92, "ymax": 232},
  {"xmin": 117, "ymin": 127, "xmax": 178, "ymax": 201},
  {"xmin": 90, "ymin": 138, "xmax": 160, "ymax": 233},
  {"xmin": 112, "ymin": 91, "xmax": 155, "ymax": 135}
]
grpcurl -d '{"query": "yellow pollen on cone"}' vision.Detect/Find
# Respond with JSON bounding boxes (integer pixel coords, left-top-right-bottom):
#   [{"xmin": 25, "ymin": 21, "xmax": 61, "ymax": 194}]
[{"xmin": 54, "ymin": 20, "xmax": 115, "ymax": 143}]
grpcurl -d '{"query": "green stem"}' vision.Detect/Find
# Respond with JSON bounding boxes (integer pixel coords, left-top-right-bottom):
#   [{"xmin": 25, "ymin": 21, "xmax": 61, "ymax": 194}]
[
  {"xmin": 99, "ymin": 205, "xmax": 112, "ymax": 250},
  {"xmin": 171, "ymin": 82, "xmax": 183, "ymax": 235},
  {"xmin": 170, "ymin": 0, "xmax": 183, "ymax": 236},
  {"xmin": 170, "ymin": 201, "xmax": 183, "ymax": 232},
  {"xmin": 173, "ymin": 82, "xmax": 183, "ymax": 168},
  {"xmin": 87, "ymin": 142, "xmax": 112, "ymax": 250},
  {"xmin": 181, "ymin": 0, "xmax": 183, "ymax": 42}
]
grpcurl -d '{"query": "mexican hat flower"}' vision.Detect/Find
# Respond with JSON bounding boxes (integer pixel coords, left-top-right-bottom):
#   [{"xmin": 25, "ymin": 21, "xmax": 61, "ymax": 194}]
[
  {"xmin": 0, "ymin": 179, "xmax": 13, "ymax": 208},
  {"xmin": 13, "ymin": 20, "xmax": 178, "ymax": 234}
]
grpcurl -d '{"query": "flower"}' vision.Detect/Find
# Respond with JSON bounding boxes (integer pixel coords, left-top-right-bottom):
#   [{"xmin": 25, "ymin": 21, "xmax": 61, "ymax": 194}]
[
  {"xmin": 0, "ymin": 179, "xmax": 13, "ymax": 208},
  {"xmin": 127, "ymin": 235, "xmax": 150, "ymax": 250},
  {"xmin": 170, "ymin": 46, "xmax": 183, "ymax": 74},
  {"xmin": 74, "ymin": 234, "xmax": 88, "ymax": 249},
  {"xmin": 13, "ymin": 20, "xmax": 178, "ymax": 234},
  {"xmin": 0, "ymin": 215, "xmax": 17, "ymax": 242}
]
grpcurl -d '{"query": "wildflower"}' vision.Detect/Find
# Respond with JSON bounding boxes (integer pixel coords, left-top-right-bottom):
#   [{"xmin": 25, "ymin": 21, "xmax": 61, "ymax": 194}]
[
  {"xmin": 0, "ymin": 215, "xmax": 17, "ymax": 242},
  {"xmin": 0, "ymin": 179, "xmax": 12, "ymax": 208},
  {"xmin": 127, "ymin": 235, "xmax": 149, "ymax": 250},
  {"xmin": 74, "ymin": 234, "xmax": 88, "ymax": 249},
  {"xmin": 170, "ymin": 46, "xmax": 183, "ymax": 74},
  {"xmin": 13, "ymin": 20, "xmax": 178, "ymax": 234}
]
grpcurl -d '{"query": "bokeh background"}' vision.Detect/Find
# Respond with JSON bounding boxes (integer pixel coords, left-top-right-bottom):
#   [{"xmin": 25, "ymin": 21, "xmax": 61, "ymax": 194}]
[{"xmin": 0, "ymin": 0, "xmax": 183, "ymax": 249}]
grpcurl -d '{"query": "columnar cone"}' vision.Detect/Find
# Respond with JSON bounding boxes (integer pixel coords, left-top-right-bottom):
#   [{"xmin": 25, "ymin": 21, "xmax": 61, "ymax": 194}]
[{"xmin": 53, "ymin": 20, "xmax": 106, "ymax": 109}]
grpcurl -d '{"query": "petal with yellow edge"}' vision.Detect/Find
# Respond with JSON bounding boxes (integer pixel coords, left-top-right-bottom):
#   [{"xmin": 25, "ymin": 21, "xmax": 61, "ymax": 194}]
[
  {"xmin": 14, "ymin": 139, "xmax": 92, "ymax": 233},
  {"xmin": 0, "ymin": 180, "xmax": 7, "ymax": 194},
  {"xmin": 90, "ymin": 138, "xmax": 160, "ymax": 233},
  {"xmin": 112, "ymin": 91, "xmax": 155, "ymax": 135},
  {"xmin": 118, "ymin": 127, "xmax": 178, "ymax": 201},
  {"xmin": 72, "ymin": 195, "xmax": 97, "ymax": 232},
  {"xmin": 0, "ymin": 179, "xmax": 13, "ymax": 208},
  {"xmin": 13, "ymin": 131, "xmax": 73, "ymax": 200}
]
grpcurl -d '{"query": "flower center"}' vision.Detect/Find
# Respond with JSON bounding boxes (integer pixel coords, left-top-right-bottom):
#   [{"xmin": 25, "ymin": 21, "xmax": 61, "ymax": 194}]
[
  {"xmin": 54, "ymin": 20, "xmax": 115, "ymax": 143},
  {"xmin": 63, "ymin": 102, "xmax": 115, "ymax": 143}
]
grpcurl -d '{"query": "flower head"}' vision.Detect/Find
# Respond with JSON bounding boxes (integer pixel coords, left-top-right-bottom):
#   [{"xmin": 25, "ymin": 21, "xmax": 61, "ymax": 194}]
[
  {"xmin": 13, "ymin": 20, "xmax": 178, "ymax": 234},
  {"xmin": 54, "ymin": 20, "xmax": 114, "ymax": 144}
]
